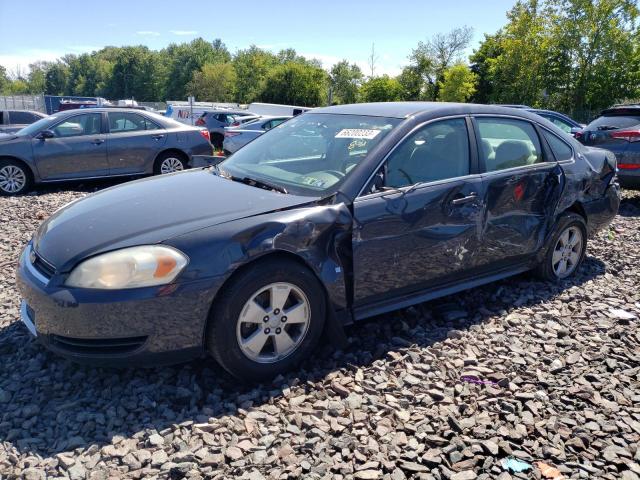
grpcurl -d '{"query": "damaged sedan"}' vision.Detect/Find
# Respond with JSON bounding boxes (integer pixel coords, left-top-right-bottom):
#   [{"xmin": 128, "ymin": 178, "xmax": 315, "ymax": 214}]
[{"xmin": 16, "ymin": 103, "xmax": 620, "ymax": 380}]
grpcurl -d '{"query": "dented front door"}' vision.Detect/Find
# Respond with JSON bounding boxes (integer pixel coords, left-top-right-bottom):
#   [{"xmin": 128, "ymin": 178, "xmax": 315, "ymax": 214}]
[{"xmin": 351, "ymin": 177, "xmax": 484, "ymax": 307}]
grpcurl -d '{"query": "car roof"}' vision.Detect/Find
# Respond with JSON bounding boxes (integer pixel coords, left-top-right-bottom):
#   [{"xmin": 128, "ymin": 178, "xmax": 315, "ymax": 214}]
[{"xmin": 312, "ymin": 102, "xmax": 546, "ymax": 120}]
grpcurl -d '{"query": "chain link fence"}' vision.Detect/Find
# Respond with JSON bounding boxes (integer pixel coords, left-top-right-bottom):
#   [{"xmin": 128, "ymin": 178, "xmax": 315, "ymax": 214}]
[{"xmin": 0, "ymin": 94, "xmax": 46, "ymax": 113}]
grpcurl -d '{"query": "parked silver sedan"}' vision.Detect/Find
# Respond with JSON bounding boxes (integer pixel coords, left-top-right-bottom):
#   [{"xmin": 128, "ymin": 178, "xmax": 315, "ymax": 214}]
[{"xmin": 223, "ymin": 116, "xmax": 291, "ymax": 155}]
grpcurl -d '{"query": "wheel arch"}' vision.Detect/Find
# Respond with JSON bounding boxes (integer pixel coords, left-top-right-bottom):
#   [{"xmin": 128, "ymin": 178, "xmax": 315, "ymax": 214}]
[
  {"xmin": 153, "ymin": 148, "xmax": 189, "ymax": 172},
  {"xmin": 563, "ymin": 201, "xmax": 588, "ymax": 225},
  {"xmin": 0, "ymin": 155, "xmax": 37, "ymax": 182},
  {"xmin": 202, "ymin": 249, "xmax": 347, "ymax": 350}
]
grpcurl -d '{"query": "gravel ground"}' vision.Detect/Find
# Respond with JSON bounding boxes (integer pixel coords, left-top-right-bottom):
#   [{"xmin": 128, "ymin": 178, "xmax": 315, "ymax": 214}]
[{"xmin": 0, "ymin": 182, "xmax": 639, "ymax": 480}]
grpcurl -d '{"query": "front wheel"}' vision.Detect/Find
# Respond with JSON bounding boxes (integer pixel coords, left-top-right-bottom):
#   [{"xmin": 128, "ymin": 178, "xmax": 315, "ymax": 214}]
[
  {"xmin": 0, "ymin": 160, "xmax": 32, "ymax": 196},
  {"xmin": 534, "ymin": 213, "xmax": 587, "ymax": 281},
  {"xmin": 206, "ymin": 259, "xmax": 326, "ymax": 381}
]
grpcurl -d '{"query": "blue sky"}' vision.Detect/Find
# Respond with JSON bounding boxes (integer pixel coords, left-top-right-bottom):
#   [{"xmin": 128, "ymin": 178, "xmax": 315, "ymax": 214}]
[{"xmin": 0, "ymin": 0, "xmax": 516, "ymax": 76}]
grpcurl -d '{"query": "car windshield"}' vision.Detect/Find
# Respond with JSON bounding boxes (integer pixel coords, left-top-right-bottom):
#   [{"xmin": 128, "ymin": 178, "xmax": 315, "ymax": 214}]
[
  {"xmin": 219, "ymin": 113, "xmax": 400, "ymax": 196},
  {"xmin": 16, "ymin": 115, "xmax": 59, "ymax": 136}
]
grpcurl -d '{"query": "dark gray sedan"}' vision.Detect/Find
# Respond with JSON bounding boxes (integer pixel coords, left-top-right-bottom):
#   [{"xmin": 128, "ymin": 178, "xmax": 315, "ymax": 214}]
[{"xmin": 0, "ymin": 108, "xmax": 213, "ymax": 195}]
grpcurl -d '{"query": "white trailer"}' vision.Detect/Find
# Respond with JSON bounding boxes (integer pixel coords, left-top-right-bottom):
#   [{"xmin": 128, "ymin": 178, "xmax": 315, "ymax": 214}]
[{"xmin": 247, "ymin": 102, "xmax": 312, "ymax": 117}]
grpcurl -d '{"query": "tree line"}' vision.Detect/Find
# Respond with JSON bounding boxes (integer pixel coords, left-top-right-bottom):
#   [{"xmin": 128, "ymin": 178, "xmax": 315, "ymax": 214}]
[{"xmin": 1, "ymin": 0, "xmax": 638, "ymax": 121}]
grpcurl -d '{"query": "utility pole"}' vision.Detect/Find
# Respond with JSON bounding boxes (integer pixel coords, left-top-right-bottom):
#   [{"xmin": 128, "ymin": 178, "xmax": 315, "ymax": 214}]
[{"xmin": 368, "ymin": 43, "xmax": 378, "ymax": 78}]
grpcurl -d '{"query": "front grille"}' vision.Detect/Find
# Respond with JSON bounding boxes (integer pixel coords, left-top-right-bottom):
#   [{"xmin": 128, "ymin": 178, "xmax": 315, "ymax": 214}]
[
  {"xmin": 50, "ymin": 334, "xmax": 147, "ymax": 355},
  {"xmin": 32, "ymin": 252, "xmax": 55, "ymax": 279}
]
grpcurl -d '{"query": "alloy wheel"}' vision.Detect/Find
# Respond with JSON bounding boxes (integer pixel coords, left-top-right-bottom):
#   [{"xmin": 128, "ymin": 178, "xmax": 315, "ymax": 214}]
[
  {"xmin": 236, "ymin": 282, "xmax": 311, "ymax": 363},
  {"xmin": 0, "ymin": 165, "xmax": 26, "ymax": 193},
  {"xmin": 160, "ymin": 157, "xmax": 184, "ymax": 174},
  {"xmin": 552, "ymin": 225, "xmax": 583, "ymax": 278}
]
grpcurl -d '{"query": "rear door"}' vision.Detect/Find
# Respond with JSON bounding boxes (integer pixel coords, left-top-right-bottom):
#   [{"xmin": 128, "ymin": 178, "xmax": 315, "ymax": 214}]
[
  {"xmin": 106, "ymin": 111, "xmax": 167, "ymax": 175},
  {"xmin": 352, "ymin": 117, "xmax": 484, "ymax": 307},
  {"xmin": 472, "ymin": 116, "xmax": 562, "ymax": 271},
  {"xmin": 33, "ymin": 112, "xmax": 108, "ymax": 180}
]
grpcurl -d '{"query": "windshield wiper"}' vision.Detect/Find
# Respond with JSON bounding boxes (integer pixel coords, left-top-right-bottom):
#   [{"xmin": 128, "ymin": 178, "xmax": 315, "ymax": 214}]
[
  {"xmin": 239, "ymin": 176, "xmax": 288, "ymax": 194},
  {"xmin": 215, "ymin": 168, "xmax": 287, "ymax": 194}
]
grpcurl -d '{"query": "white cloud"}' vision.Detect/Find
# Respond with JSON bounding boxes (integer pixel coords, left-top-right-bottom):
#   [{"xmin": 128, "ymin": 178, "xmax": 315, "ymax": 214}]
[
  {"xmin": 170, "ymin": 30, "xmax": 198, "ymax": 36},
  {"xmin": 0, "ymin": 50, "xmax": 65, "ymax": 75},
  {"xmin": 136, "ymin": 31, "xmax": 160, "ymax": 36}
]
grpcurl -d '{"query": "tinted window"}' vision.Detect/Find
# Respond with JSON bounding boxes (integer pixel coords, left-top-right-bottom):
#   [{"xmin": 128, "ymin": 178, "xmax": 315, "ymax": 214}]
[
  {"xmin": 586, "ymin": 114, "xmax": 640, "ymax": 130},
  {"xmin": 9, "ymin": 111, "xmax": 36, "ymax": 124},
  {"xmin": 542, "ymin": 130, "xmax": 573, "ymax": 161},
  {"xmin": 109, "ymin": 112, "xmax": 148, "ymax": 133},
  {"xmin": 385, "ymin": 118, "xmax": 470, "ymax": 188},
  {"xmin": 52, "ymin": 114, "xmax": 101, "ymax": 138},
  {"xmin": 477, "ymin": 118, "xmax": 542, "ymax": 172}
]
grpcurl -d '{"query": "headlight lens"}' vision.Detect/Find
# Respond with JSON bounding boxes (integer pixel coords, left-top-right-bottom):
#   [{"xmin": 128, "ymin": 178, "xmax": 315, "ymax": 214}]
[{"xmin": 65, "ymin": 245, "xmax": 188, "ymax": 289}]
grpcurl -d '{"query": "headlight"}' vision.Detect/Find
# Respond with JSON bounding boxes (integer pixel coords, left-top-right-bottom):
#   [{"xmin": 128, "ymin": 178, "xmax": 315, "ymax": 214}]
[{"xmin": 65, "ymin": 245, "xmax": 188, "ymax": 289}]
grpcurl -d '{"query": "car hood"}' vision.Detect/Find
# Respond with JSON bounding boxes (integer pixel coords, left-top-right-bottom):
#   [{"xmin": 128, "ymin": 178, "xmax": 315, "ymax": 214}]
[
  {"xmin": 0, "ymin": 134, "xmax": 21, "ymax": 143},
  {"xmin": 33, "ymin": 169, "xmax": 318, "ymax": 271}
]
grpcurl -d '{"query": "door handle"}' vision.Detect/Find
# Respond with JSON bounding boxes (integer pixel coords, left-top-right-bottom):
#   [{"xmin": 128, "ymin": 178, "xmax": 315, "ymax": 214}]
[
  {"xmin": 91, "ymin": 139, "xmax": 104, "ymax": 145},
  {"xmin": 451, "ymin": 193, "xmax": 477, "ymax": 206},
  {"xmin": 152, "ymin": 134, "xmax": 165, "ymax": 140}
]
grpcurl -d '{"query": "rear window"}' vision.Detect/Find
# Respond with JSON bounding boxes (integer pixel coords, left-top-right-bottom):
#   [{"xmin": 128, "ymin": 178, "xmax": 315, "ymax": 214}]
[
  {"xmin": 9, "ymin": 111, "xmax": 37, "ymax": 124},
  {"xmin": 587, "ymin": 114, "xmax": 640, "ymax": 130}
]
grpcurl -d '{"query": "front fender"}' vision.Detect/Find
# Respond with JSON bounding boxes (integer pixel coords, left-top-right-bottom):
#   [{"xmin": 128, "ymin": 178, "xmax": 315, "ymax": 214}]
[{"xmin": 165, "ymin": 203, "xmax": 354, "ymax": 317}]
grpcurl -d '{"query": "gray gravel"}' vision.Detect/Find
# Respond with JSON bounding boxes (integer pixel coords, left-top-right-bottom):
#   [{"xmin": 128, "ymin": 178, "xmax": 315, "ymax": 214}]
[{"xmin": 1, "ymin": 182, "xmax": 639, "ymax": 479}]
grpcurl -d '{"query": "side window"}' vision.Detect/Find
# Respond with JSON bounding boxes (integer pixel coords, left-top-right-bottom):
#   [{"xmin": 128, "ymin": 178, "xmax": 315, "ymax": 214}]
[
  {"xmin": 270, "ymin": 119, "xmax": 286, "ymax": 128},
  {"xmin": 142, "ymin": 117, "xmax": 161, "ymax": 130},
  {"xmin": 109, "ymin": 112, "xmax": 148, "ymax": 133},
  {"xmin": 52, "ymin": 114, "xmax": 101, "ymax": 138},
  {"xmin": 385, "ymin": 118, "xmax": 470, "ymax": 188},
  {"xmin": 9, "ymin": 111, "xmax": 36, "ymax": 124},
  {"xmin": 545, "ymin": 115, "xmax": 573, "ymax": 133},
  {"xmin": 263, "ymin": 120, "xmax": 273, "ymax": 130},
  {"xmin": 542, "ymin": 130, "xmax": 573, "ymax": 161},
  {"xmin": 476, "ymin": 118, "xmax": 542, "ymax": 172}
]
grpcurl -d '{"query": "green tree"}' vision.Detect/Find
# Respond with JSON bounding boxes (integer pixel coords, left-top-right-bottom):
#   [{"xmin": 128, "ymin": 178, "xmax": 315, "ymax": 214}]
[
  {"xmin": 187, "ymin": 62, "xmax": 236, "ymax": 101},
  {"xmin": 232, "ymin": 46, "xmax": 278, "ymax": 103},
  {"xmin": 469, "ymin": 33, "xmax": 504, "ymax": 103},
  {"xmin": 397, "ymin": 66, "xmax": 423, "ymax": 100},
  {"xmin": 164, "ymin": 38, "xmax": 231, "ymax": 100},
  {"xmin": 261, "ymin": 62, "xmax": 328, "ymax": 106},
  {"xmin": 359, "ymin": 76, "xmax": 403, "ymax": 102},
  {"xmin": 45, "ymin": 62, "xmax": 69, "ymax": 95},
  {"xmin": 329, "ymin": 60, "xmax": 363, "ymax": 104},
  {"xmin": 438, "ymin": 64, "xmax": 477, "ymax": 102},
  {"xmin": 409, "ymin": 26, "xmax": 474, "ymax": 100}
]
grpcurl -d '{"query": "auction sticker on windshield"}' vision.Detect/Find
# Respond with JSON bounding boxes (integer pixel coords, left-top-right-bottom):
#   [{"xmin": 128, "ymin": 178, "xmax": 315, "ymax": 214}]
[{"xmin": 335, "ymin": 129, "xmax": 381, "ymax": 139}]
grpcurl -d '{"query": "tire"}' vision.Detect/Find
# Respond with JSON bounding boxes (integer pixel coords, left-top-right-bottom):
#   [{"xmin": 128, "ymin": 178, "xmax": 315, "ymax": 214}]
[
  {"xmin": 211, "ymin": 133, "xmax": 224, "ymax": 149},
  {"xmin": 534, "ymin": 212, "xmax": 587, "ymax": 282},
  {"xmin": 154, "ymin": 152, "xmax": 188, "ymax": 175},
  {"xmin": 0, "ymin": 159, "xmax": 32, "ymax": 196},
  {"xmin": 207, "ymin": 258, "xmax": 326, "ymax": 381}
]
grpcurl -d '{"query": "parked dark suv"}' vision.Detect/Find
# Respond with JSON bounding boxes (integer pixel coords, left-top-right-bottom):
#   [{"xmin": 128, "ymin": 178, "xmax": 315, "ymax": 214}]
[{"xmin": 576, "ymin": 105, "xmax": 640, "ymax": 188}]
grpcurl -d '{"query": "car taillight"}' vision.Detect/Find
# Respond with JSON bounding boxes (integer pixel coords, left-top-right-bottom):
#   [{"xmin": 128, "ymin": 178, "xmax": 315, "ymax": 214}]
[
  {"xmin": 610, "ymin": 129, "xmax": 640, "ymax": 142},
  {"xmin": 618, "ymin": 163, "xmax": 640, "ymax": 170},
  {"xmin": 200, "ymin": 130, "xmax": 210, "ymax": 142},
  {"xmin": 195, "ymin": 118, "xmax": 205, "ymax": 126},
  {"xmin": 225, "ymin": 131, "xmax": 241, "ymax": 137}
]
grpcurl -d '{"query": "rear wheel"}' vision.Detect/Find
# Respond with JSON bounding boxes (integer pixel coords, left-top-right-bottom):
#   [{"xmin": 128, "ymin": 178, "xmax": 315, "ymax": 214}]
[
  {"xmin": 0, "ymin": 160, "xmax": 32, "ymax": 196},
  {"xmin": 154, "ymin": 152, "xmax": 187, "ymax": 175},
  {"xmin": 534, "ymin": 213, "xmax": 587, "ymax": 281},
  {"xmin": 206, "ymin": 259, "xmax": 326, "ymax": 381}
]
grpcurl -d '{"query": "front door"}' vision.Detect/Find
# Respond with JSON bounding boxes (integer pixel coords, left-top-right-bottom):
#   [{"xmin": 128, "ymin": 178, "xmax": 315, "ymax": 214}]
[
  {"xmin": 472, "ymin": 116, "xmax": 562, "ymax": 271},
  {"xmin": 352, "ymin": 117, "xmax": 483, "ymax": 307},
  {"xmin": 33, "ymin": 112, "xmax": 108, "ymax": 180},
  {"xmin": 106, "ymin": 111, "xmax": 167, "ymax": 175}
]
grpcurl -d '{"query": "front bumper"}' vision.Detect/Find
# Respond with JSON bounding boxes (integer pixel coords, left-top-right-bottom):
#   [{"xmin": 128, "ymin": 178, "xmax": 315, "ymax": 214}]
[
  {"xmin": 16, "ymin": 243, "xmax": 223, "ymax": 367},
  {"xmin": 584, "ymin": 183, "xmax": 622, "ymax": 235}
]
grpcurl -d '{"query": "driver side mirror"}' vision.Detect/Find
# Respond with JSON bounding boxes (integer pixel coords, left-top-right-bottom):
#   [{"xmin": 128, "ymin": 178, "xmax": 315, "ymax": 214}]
[
  {"xmin": 570, "ymin": 127, "xmax": 582, "ymax": 137},
  {"xmin": 36, "ymin": 130, "xmax": 54, "ymax": 140}
]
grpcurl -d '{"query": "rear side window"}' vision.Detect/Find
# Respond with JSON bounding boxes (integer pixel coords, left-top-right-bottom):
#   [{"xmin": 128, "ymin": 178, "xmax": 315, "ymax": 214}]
[
  {"xmin": 109, "ymin": 112, "xmax": 160, "ymax": 133},
  {"xmin": 385, "ymin": 118, "xmax": 470, "ymax": 188},
  {"xmin": 540, "ymin": 114, "xmax": 573, "ymax": 133},
  {"xmin": 542, "ymin": 130, "xmax": 573, "ymax": 161},
  {"xmin": 587, "ymin": 114, "xmax": 640, "ymax": 130},
  {"xmin": 476, "ymin": 118, "xmax": 542, "ymax": 172},
  {"xmin": 9, "ymin": 111, "xmax": 36, "ymax": 124}
]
